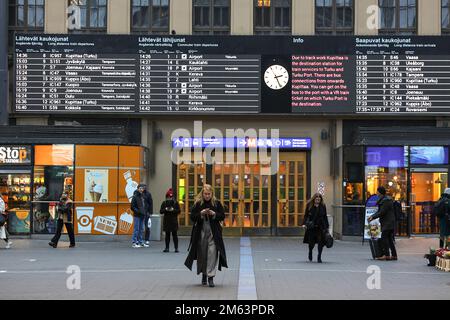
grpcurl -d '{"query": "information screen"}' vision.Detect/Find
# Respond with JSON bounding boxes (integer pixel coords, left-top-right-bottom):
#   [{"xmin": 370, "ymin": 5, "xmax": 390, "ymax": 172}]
[{"xmin": 13, "ymin": 34, "xmax": 450, "ymax": 115}]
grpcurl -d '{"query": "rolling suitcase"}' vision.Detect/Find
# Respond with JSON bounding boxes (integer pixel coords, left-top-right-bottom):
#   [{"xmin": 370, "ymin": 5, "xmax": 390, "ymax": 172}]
[{"xmin": 369, "ymin": 238, "xmax": 383, "ymax": 259}]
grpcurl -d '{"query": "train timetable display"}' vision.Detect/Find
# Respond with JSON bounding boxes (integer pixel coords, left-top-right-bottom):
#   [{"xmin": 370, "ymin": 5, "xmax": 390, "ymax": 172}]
[{"xmin": 13, "ymin": 35, "xmax": 261, "ymax": 114}]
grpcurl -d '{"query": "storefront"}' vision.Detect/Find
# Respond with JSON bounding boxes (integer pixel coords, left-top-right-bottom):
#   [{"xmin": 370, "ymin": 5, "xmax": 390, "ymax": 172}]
[
  {"xmin": 341, "ymin": 123, "xmax": 450, "ymax": 238},
  {"xmin": 0, "ymin": 143, "xmax": 146, "ymax": 236}
]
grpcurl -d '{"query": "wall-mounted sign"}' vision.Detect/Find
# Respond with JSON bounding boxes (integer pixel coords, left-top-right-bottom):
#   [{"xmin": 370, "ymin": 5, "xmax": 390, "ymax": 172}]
[
  {"xmin": 0, "ymin": 146, "xmax": 31, "ymax": 165},
  {"xmin": 172, "ymin": 137, "xmax": 312, "ymax": 150}
]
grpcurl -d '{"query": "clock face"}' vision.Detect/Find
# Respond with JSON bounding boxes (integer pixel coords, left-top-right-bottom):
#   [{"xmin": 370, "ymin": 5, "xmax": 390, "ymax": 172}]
[{"xmin": 264, "ymin": 65, "xmax": 289, "ymax": 90}]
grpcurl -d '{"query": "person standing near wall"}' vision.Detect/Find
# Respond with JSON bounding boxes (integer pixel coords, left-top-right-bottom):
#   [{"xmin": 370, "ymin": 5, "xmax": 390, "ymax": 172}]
[
  {"xmin": 435, "ymin": 188, "xmax": 450, "ymax": 248},
  {"xmin": 302, "ymin": 193, "xmax": 329, "ymax": 263},
  {"xmin": 49, "ymin": 192, "xmax": 75, "ymax": 248},
  {"xmin": 160, "ymin": 188, "xmax": 181, "ymax": 253},
  {"xmin": 368, "ymin": 186, "xmax": 398, "ymax": 261},
  {"xmin": 131, "ymin": 184, "xmax": 152, "ymax": 248},
  {"xmin": 184, "ymin": 185, "xmax": 228, "ymax": 288}
]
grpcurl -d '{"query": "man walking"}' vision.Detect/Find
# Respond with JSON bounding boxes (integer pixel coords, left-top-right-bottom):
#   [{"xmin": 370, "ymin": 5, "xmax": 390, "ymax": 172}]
[
  {"xmin": 368, "ymin": 186, "xmax": 398, "ymax": 261},
  {"xmin": 131, "ymin": 184, "xmax": 153, "ymax": 248}
]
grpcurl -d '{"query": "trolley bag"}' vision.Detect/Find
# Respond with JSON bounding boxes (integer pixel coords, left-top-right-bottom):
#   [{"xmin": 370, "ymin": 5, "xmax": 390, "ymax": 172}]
[{"xmin": 369, "ymin": 238, "xmax": 383, "ymax": 259}]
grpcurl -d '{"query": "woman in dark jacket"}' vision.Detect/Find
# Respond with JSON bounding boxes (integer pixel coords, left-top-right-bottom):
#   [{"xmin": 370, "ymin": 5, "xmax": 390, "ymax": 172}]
[
  {"xmin": 49, "ymin": 191, "xmax": 75, "ymax": 248},
  {"xmin": 302, "ymin": 193, "xmax": 329, "ymax": 263},
  {"xmin": 160, "ymin": 188, "xmax": 181, "ymax": 253},
  {"xmin": 184, "ymin": 184, "xmax": 228, "ymax": 288}
]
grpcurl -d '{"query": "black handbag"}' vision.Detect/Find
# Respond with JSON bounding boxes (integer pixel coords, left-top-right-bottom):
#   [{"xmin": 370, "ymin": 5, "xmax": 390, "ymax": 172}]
[
  {"xmin": 324, "ymin": 231, "xmax": 334, "ymax": 248},
  {"xmin": 305, "ymin": 217, "xmax": 314, "ymax": 230}
]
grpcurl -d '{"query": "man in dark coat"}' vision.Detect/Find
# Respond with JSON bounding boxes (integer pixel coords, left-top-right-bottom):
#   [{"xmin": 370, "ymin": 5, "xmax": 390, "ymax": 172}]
[
  {"xmin": 131, "ymin": 184, "xmax": 153, "ymax": 248},
  {"xmin": 184, "ymin": 185, "xmax": 228, "ymax": 288},
  {"xmin": 368, "ymin": 186, "xmax": 397, "ymax": 261},
  {"xmin": 436, "ymin": 188, "xmax": 450, "ymax": 248}
]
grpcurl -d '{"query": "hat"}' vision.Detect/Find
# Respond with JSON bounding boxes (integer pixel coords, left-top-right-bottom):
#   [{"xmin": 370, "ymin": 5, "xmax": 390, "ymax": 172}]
[
  {"xmin": 444, "ymin": 188, "xmax": 450, "ymax": 195},
  {"xmin": 166, "ymin": 188, "xmax": 173, "ymax": 198}
]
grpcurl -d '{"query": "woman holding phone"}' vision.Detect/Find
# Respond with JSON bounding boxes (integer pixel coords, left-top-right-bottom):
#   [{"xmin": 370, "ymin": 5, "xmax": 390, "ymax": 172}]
[{"xmin": 184, "ymin": 184, "xmax": 228, "ymax": 288}]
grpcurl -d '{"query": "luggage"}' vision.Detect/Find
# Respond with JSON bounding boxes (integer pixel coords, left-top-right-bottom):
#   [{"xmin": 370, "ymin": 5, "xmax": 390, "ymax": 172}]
[{"xmin": 369, "ymin": 238, "xmax": 384, "ymax": 259}]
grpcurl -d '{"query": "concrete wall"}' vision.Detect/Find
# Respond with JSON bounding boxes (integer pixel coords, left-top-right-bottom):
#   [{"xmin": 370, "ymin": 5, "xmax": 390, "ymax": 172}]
[
  {"xmin": 293, "ymin": 0, "xmax": 315, "ymax": 35},
  {"xmin": 231, "ymin": 0, "xmax": 253, "ymax": 35},
  {"xmin": 108, "ymin": 0, "xmax": 130, "ymax": 34},
  {"xmin": 147, "ymin": 119, "xmax": 335, "ymax": 219},
  {"xmin": 418, "ymin": 0, "xmax": 441, "ymax": 35},
  {"xmin": 170, "ymin": 0, "xmax": 192, "ymax": 35}
]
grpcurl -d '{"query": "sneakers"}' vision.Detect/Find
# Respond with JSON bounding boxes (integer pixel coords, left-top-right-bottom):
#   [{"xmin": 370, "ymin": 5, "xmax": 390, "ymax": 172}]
[
  {"xmin": 145, "ymin": 241, "xmax": 150, "ymax": 245},
  {"xmin": 375, "ymin": 255, "xmax": 388, "ymax": 261},
  {"xmin": 142, "ymin": 243, "xmax": 150, "ymax": 248},
  {"xmin": 132, "ymin": 243, "xmax": 142, "ymax": 248},
  {"xmin": 5, "ymin": 241, "xmax": 12, "ymax": 249}
]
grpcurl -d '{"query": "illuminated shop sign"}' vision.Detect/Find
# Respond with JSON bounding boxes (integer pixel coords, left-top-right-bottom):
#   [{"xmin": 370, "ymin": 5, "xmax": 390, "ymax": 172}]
[
  {"xmin": 0, "ymin": 146, "xmax": 32, "ymax": 165},
  {"xmin": 172, "ymin": 137, "xmax": 312, "ymax": 149}
]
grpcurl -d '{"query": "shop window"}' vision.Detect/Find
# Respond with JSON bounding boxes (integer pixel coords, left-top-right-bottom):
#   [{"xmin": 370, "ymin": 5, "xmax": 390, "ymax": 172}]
[
  {"xmin": 33, "ymin": 145, "xmax": 74, "ymax": 234},
  {"xmin": 343, "ymin": 146, "xmax": 364, "ymax": 204},
  {"xmin": 443, "ymin": 0, "xmax": 450, "ymax": 34},
  {"xmin": 365, "ymin": 146, "xmax": 408, "ymax": 201},
  {"xmin": 1, "ymin": 173, "xmax": 31, "ymax": 234},
  {"xmin": 193, "ymin": 0, "xmax": 230, "ymax": 35},
  {"xmin": 315, "ymin": 0, "xmax": 354, "ymax": 35},
  {"xmin": 131, "ymin": 0, "xmax": 169, "ymax": 34},
  {"xmin": 68, "ymin": 0, "xmax": 107, "ymax": 33},
  {"xmin": 254, "ymin": 0, "xmax": 291, "ymax": 35},
  {"xmin": 378, "ymin": 0, "xmax": 417, "ymax": 35}
]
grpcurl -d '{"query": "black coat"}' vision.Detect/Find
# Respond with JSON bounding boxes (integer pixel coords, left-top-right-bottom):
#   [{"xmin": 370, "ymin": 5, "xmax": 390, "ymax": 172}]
[
  {"xmin": 184, "ymin": 200, "xmax": 228, "ymax": 274},
  {"xmin": 303, "ymin": 204, "xmax": 329, "ymax": 245},
  {"xmin": 131, "ymin": 190, "xmax": 153, "ymax": 218},
  {"xmin": 371, "ymin": 196, "xmax": 395, "ymax": 232},
  {"xmin": 160, "ymin": 199, "xmax": 181, "ymax": 232}
]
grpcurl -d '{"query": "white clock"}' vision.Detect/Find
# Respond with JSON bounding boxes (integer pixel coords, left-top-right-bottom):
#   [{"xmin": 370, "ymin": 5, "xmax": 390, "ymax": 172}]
[{"xmin": 264, "ymin": 64, "xmax": 289, "ymax": 90}]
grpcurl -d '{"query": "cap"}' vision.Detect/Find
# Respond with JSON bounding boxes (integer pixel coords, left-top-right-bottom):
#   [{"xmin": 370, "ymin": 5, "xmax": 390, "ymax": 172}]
[{"xmin": 166, "ymin": 188, "xmax": 173, "ymax": 198}]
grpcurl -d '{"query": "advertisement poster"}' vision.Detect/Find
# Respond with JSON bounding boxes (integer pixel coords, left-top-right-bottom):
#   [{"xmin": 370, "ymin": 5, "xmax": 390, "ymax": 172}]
[
  {"xmin": 84, "ymin": 169, "xmax": 109, "ymax": 203},
  {"xmin": 364, "ymin": 194, "xmax": 381, "ymax": 240},
  {"xmin": 76, "ymin": 206, "xmax": 94, "ymax": 234}
]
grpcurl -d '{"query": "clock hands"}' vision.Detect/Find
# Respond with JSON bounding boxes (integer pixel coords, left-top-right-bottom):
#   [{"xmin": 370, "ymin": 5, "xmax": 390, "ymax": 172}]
[{"xmin": 270, "ymin": 67, "xmax": 283, "ymax": 88}]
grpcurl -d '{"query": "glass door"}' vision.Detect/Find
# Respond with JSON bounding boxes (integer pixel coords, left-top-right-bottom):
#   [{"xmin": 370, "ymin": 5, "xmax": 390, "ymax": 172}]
[
  {"xmin": 410, "ymin": 170, "xmax": 448, "ymax": 234},
  {"xmin": 0, "ymin": 171, "xmax": 32, "ymax": 234},
  {"xmin": 277, "ymin": 153, "xmax": 307, "ymax": 228}
]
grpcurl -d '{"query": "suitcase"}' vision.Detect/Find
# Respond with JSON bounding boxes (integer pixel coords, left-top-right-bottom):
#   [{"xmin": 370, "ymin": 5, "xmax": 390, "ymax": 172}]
[{"xmin": 369, "ymin": 238, "xmax": 384, "ymax": 259}]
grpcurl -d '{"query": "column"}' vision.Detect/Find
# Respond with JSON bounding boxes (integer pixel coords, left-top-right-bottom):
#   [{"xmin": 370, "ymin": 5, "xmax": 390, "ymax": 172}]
[
  {"xmin": 292, "ymin": 0, "xmax": 314, "ymax": 35},
  {"xmin": 231, "ymin": 0, "xmax": 253, "ymax": 35},
  {"xmin": 355, "ymin": 0, "xmax": 378, "ymax": 35},
  {"xmin": 45, "ymin": 0, "xmax": 67, "ymax": 33},
  {"xmin": 171, "ymin": 0, "xmax": 192, "ymax": 35},
  {"xmin": 108, "ymin": 0, "xmax": 131, "ymax": 34},
  {"xmin": 418, "ymin": 0, "xmax": 441, "ymax": 35}
]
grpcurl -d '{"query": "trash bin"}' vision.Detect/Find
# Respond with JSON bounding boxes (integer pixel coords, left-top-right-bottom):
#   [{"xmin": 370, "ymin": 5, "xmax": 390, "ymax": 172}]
[{"xmin": 149, "ymin": 214, "xmax": 161, "ymax": 241}]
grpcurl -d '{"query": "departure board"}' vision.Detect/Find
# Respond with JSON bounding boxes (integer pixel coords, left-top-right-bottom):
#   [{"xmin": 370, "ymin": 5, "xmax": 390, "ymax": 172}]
[{"xmin": 13, "ymin": 34, "xmax": 450, "ymax": 115}]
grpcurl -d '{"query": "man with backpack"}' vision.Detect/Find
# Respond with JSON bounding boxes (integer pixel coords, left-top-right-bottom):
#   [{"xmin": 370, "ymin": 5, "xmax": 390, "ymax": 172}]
[
  {"xmin": 368, "ymin": 186, "xmax": 398, "ymax": 261},
  {"xmin": 434, "ymin": 188, "xmax": 450, "ymax": 248}
]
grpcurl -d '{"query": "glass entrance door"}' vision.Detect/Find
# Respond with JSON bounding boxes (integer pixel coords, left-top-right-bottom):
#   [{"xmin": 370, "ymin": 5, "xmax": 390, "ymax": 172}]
[
  {"xmin": 410, "ymin": 171, "xmax": 448, "ymax": 234},
  {"xmin": 0, "ymin": 171, "xmax": 32, "ymax": 234},
  {"xmin": 277, "ymin": 153, "xmax": 307, "ymax": 228}
]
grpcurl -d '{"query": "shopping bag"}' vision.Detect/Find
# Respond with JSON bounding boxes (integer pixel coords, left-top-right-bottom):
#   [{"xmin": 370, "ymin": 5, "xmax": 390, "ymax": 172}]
[
  {"xmin": 147, "ymin": 217, "xmax": 152, "ymax": 229},
  {"xmin": 0, "ymin": 226, "xmax": 6, "ymax": 240}
]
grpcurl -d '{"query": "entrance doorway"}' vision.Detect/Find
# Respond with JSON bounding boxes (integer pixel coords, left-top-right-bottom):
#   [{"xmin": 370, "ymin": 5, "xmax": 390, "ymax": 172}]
[
  {"xmin": 410, "ymin": 170, "xmax": 448, "ymax": 234},
  {"xmin": 0, "ymin": 170, "xmax": 32, "ymax": 234}
]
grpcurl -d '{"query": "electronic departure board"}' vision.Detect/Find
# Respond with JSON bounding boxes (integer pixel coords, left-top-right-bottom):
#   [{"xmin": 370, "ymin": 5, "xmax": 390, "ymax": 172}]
[{"xmin": 13, "ymin": 34, "xmax": 450, "ymax": 115}]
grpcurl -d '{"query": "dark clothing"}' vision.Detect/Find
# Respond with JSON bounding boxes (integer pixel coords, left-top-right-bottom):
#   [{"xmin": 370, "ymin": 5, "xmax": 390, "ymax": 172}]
[
  {"xmin": 51, "ymin": 219, "xmax": 75, "ymax": 246},
  {"xmin": 371, "ymin": 195, "xmax": 397, "ymax": 257},
  {"xmin": 184, "ymin": 200, "xmax": 228, "ymax": 274},
  {"xmin": 57, "ymin": 200, "xmax": 73, "ymax": 224},
  {"xmin": 160, "ymin": 199, "xmax": 181, "ymax": 232},
  {"xmin": 165, "ymin": 230, "xmax": 179, "ymax": 250},
  {"xmin": 303, "ymin": 204, "xmax": 329, "ymax": 246},
  {"xmin": 371, "ymin": 196, "xmax": 396, "ymax": 232},
  {"xmin": 436, "ymin": 195, "xmax": 450, "ymax": 239},
  {"xmin": 381, "ymin": 229, "xmax": 397, "ymax": 257},
  {"xmin": 131, "ymin": 190, "xmax": 153, "ymax": 218}
]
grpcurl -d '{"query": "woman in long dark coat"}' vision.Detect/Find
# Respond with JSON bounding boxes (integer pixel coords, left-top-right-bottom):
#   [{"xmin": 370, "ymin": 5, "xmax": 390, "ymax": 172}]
[
  {"xmin": 184, "ymin": 184, "xmax": 228, "ymax": 287},
  {"xmin": 302, "ymin": 193, "xmax": 329, "ymax": 263},
  {"xmin": 160, "ymin": 188, "xmax": 181, "ymax": 252}
]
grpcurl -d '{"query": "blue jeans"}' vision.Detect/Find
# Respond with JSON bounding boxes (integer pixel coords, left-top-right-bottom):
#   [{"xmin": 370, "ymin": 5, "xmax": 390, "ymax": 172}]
[{"xmin": 132, "ymin": 216, "xmax": 144, "ymax": 244}]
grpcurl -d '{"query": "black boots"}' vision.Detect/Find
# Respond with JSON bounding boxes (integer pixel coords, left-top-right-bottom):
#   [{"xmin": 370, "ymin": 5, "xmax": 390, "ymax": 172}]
[
  {"xmin": 163, "ymin": 248, "xmax": 169, "ymax": 252},
  {"xmin": 202, "ymin": 274, "xmax": 215, "ymax": 287},
  {"xmin": 318, "ymin": 256, "xmax": 322, "ymax": 263},
  {"xmin": 208, "ymin": 277, "xmax": 215, "ymax": 287},
  {"xmin": 49, "ymin": 242, "xmax": 57, "ymax": 248},
  {"xmin": 308, "ymin": 251, "xmax": 313, "ymax": 262},
  {"xmin": 202, "ymin": 274, "xmax": 207, "ymax": 285}
]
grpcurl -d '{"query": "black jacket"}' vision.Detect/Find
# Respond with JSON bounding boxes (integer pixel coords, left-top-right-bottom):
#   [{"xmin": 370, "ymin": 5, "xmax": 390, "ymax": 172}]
[
  {"xmin": 131, "ymin": 190, "xmax": 153, "ymax": 218},
  {"xmin": 57, "ymin": 200, "xmax": 73, "ymax": 224},
  {"xmin": 160, "ymin": 199, "xmax": 181, "ymax": 232},
  {"xmin": 303, "ymin": 204, "xmax": 329, "ymax": 245},
  {"xmin": 184, "ymin": 200, "xmax": 228, "ymax": 273},
  {"xmin": 371, "ymin": 196, "xmax": 396, "ymax": 232}
]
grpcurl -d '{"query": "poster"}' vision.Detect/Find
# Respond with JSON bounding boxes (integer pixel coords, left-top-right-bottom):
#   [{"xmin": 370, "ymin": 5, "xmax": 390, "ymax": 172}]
[
  {"xmin": 93, "ymin": 216, "xmax": 117, "ymax": 235},
  {"xmin": 76, "ymin": 206, "xmax": 94, "ymax": 234},
  {"xmin": 84, "ymin": 169, "xmax": 109, "ymax": 202},
  {"xmin": 364, "ymin": 207, "xmax": 381, "ymax": 240}
]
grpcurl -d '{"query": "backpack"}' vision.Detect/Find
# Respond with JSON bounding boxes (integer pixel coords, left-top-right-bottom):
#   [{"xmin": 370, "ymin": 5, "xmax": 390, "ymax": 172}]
[{"xmin": 393, "ymin": 201, "xmax": 404, "ymax": 221}]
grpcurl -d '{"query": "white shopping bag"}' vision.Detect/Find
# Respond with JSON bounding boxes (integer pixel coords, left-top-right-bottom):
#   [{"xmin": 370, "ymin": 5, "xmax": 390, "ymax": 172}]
[
  {"xmin": 0, "ymin": 226, "xmax": 6, "ymax": 240},
  {"xmin": 147, "ymin": 217, "xmax": 152, "ymax": 229}
]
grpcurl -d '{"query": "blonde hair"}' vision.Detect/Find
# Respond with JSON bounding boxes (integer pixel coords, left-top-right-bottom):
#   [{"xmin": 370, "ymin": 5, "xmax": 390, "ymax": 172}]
[
  {"xmin": 194, "ymin": 184, "xmax": 217, "ymax": 206},
  {"xmin": 306, "ymin": 193, "xmax": 324, "ymax": 211}
]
